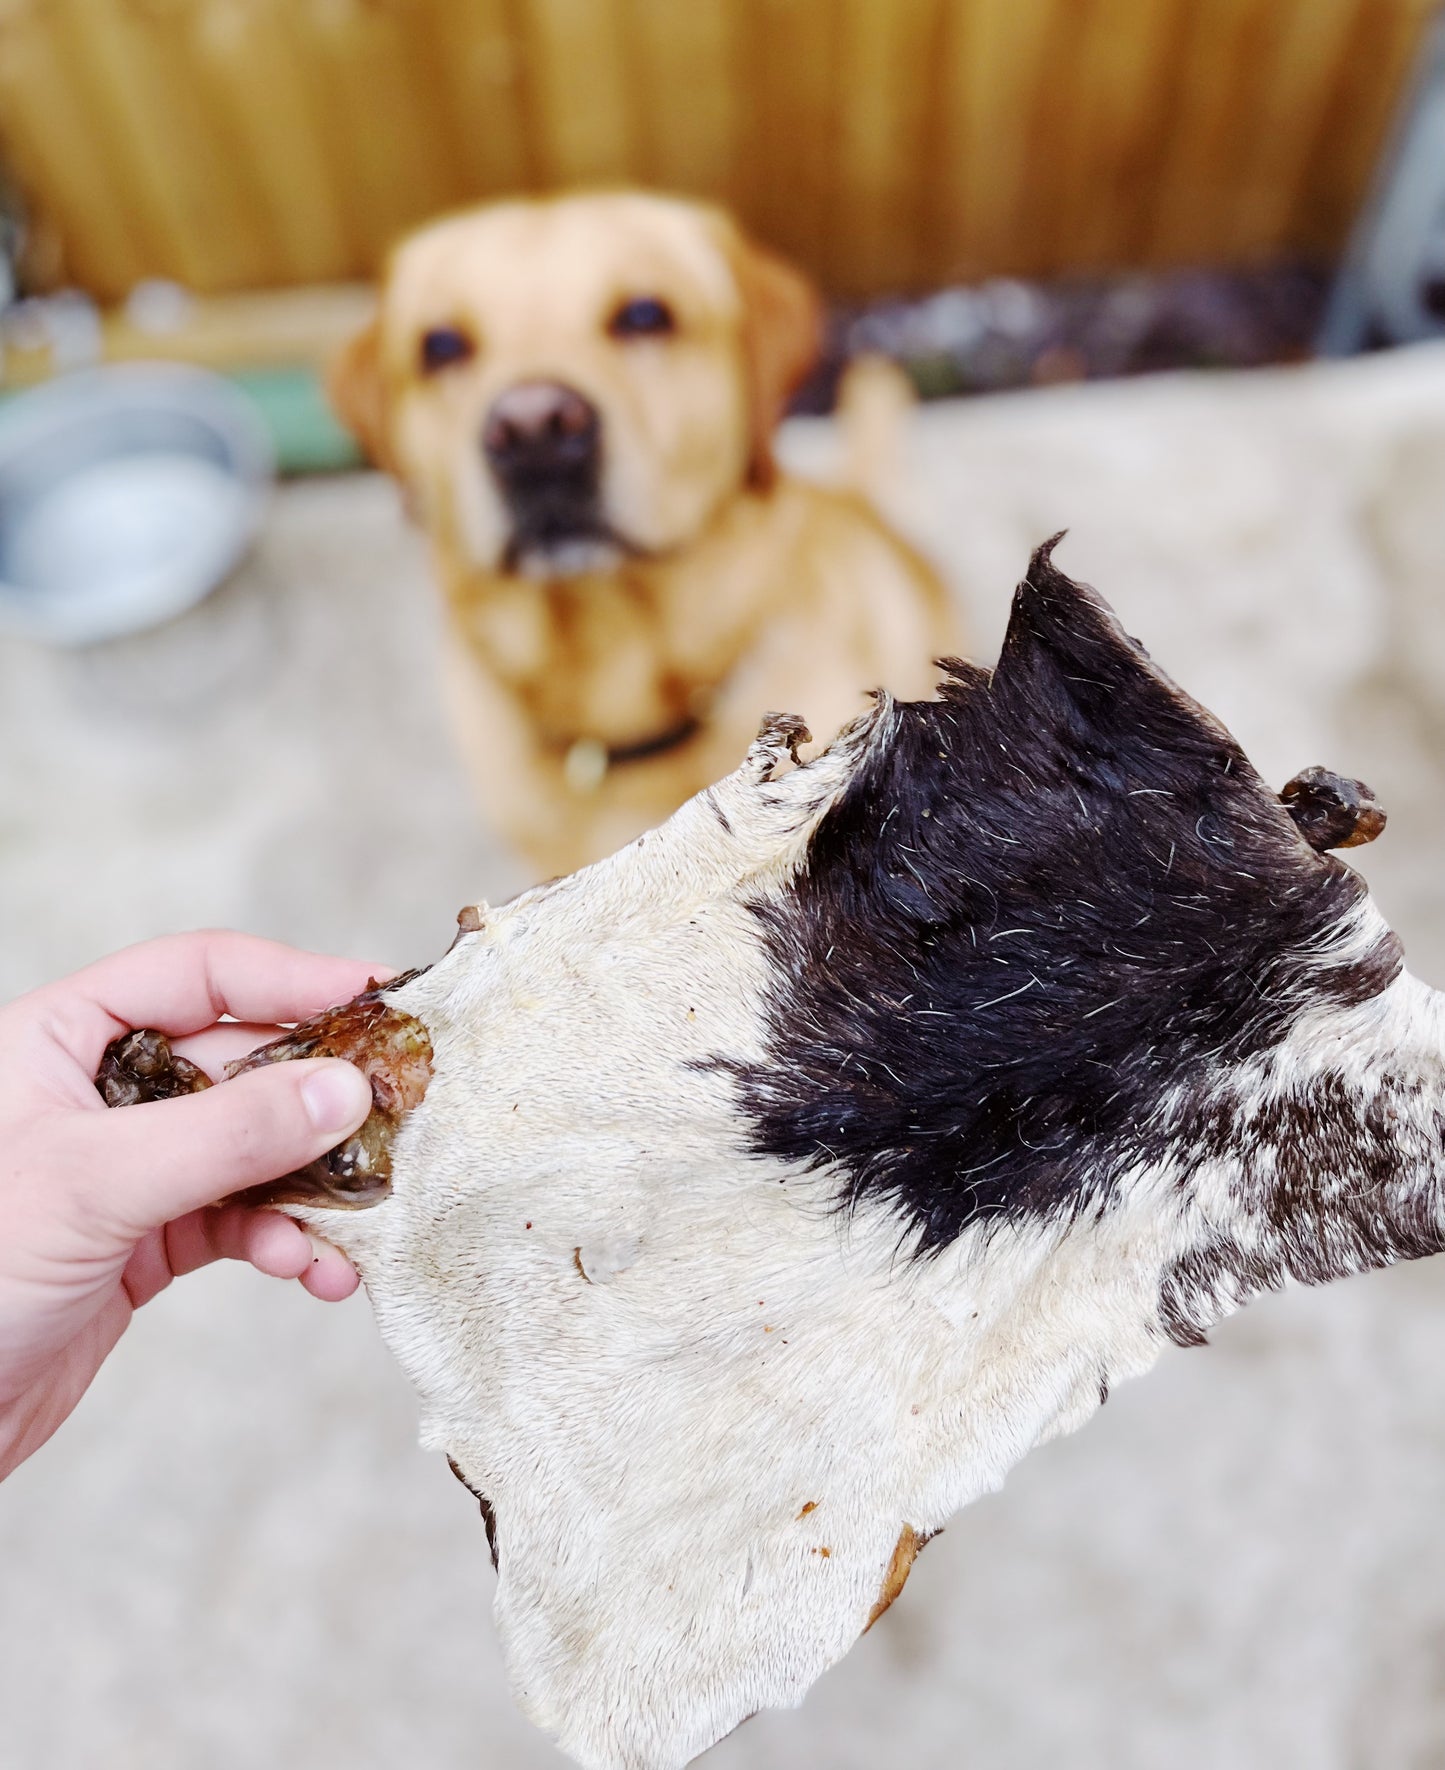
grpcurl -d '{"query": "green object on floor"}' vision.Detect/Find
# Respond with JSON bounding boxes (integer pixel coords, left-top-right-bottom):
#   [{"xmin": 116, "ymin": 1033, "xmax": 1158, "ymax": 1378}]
[{"xmin": 229, "ymin": 367, "xmax": 364, "ymax": 475}]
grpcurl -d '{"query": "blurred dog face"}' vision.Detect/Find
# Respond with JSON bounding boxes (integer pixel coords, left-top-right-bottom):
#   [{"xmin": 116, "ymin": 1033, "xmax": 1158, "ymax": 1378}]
[{"xmin": 331, "ymin": 193, "xmax": 822, "ymax": 579}]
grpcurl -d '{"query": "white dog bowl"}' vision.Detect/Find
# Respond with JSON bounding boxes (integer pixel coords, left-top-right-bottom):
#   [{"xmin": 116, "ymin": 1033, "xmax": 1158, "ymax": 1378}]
[{"xmin": 0, "ymin": 364, "xmax": 273, "ymax": 645}]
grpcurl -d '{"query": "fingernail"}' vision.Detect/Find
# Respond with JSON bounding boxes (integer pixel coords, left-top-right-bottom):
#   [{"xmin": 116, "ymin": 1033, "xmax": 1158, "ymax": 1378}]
[{"xmin": 301, "ymin": 1063, "xmax": 372, "ymax": 1134}]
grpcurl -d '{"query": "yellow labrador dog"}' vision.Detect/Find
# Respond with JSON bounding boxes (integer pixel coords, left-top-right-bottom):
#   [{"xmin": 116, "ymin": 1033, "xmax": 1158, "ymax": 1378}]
[{"xmin": 331, "ymin": 190, "xmax": 959, "ymax": 875}]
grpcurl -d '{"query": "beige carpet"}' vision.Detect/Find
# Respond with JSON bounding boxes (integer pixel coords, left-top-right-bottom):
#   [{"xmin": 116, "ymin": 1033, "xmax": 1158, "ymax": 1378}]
[{"xmin": 5, "ymin": 344, "xmax": 1445, "ymax": 1769}]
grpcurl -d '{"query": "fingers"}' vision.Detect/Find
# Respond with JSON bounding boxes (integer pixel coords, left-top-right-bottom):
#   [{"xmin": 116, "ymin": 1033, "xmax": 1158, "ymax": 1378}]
[
  {"xmin": 164, "ymin": 1203, "xmax": 314, "ymax": 1280},
  {"xmin": 123, "ymin": 1208, "xmax": 361, "ymax": 1309},
  {"xmin": 20, "ymin": 931, "xmax": 393, "ymax": 1071},
  {"xmin": 176, "ymin": 1207, "xmax": 362, "ymax": 1296},
  {"xmin": 300, "ymin": 1241, "xmax": 362, "ymax": 1302},
  {"xmin": 74, "ymin": 1056, "xmax": 374, "ymax": 1234},
  {"xmin": 211, "ymin": 1210, "xmax": 359, "ymax": 1299}
]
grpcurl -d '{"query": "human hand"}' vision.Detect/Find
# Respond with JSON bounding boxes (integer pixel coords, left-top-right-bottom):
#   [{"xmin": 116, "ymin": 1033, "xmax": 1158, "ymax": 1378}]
[{"xmin": 0, "ymin": 932, "xmax": 385, "ymax": 1482}]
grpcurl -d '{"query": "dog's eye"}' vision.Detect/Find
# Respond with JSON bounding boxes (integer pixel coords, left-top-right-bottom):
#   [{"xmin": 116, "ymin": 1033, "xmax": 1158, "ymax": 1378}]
[
  {"xmin": 419, "ymin": 326, "xmax": 476, "ymax": 373},
  {"xmin": 608, "ymin": 297, "xmax": 676, "ymax": 340}
]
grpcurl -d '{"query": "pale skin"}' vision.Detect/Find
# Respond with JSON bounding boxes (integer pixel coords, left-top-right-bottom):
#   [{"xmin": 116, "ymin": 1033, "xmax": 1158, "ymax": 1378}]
[{"xmin": 0, "ymin": 931, "xmax": 385, "ymax": 1483}]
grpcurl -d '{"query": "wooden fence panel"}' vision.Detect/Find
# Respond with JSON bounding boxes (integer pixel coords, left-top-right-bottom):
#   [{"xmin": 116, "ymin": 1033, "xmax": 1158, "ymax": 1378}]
[
  {"xmin": 732, "ymin": 0, "xmax": 839, "ymax": 276},
  {"xmin": 627, "ymin": 0, "xmax": 737, "ymax": 199},
  {"xmin": 0, "ymin": 0, "xmax": 1436, "ymax": 301}
]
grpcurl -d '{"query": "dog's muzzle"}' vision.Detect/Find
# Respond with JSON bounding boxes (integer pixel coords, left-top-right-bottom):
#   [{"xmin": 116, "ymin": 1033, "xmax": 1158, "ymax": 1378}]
[{"xmin": 483, "ymin": 380, "xmax": 609, "ymax": 569}]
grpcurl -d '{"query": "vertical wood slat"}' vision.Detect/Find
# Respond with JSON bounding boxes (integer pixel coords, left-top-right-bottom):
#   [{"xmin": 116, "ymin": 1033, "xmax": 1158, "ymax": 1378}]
[
  {"xmin": 1050, "ymin": 0, "xmax": 1192, "ymax": 273},
  {"xmin": 411, "ymin": 0, "xmax": 536, "ymax": 199},
  {"xmin": 1145, "ymin": 0, "xmax": 1284, "ymax": 266},
  {"xmin": 831, "ymin": 0, "xmax": 942, "ymax": 294},
  {"xmin": 930, "ymin": 0, "xmax": 1063, "ymax": 283},
  {"xmin": 731, "ymin": 0, "xmax": 841, "ymax": 278},
  {"xmin": 48, "ymin": 0, "xmax": 274, "ymax": 290},
  {"xmin": 626, "ymin": 0, "xmax": 737, "ymax": 200},
  {"xmin": 519, "ymin": 0, "xmax": 640, "ymax": 186},
  {"xmin": 1226, "ymin": 0, "xmax": 1363, "ymax": 257},
  {"xmin": 0, "ymin": 0, "xmax": 1435, "ymax": 303},
  {"xmin": 183, "ymin": 3, "xmax": 352, "ymax": 284},
  {"xmin": 0, "ymin": 8, "xmax": 150, "ymax": 292},
  {"xmin": 1009, "ymin": 0, "xmax": 1100, "ymax": 276},
  {"xmin": 293, "ymin": 0, "xmax": 465, "ymax": 266}
]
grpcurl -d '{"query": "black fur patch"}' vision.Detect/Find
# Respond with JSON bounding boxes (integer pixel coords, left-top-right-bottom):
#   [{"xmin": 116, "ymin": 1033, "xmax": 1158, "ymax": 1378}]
[{"xmin": 728, "ymin": 540, "xmax": 1401, "ymax": 1252}]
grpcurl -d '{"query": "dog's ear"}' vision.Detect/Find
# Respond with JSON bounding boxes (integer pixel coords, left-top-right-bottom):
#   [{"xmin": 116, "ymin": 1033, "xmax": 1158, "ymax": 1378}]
[
  {"xmin": 328, "ymin": 315, "xmax": 396, "ymax": 474},
  {"xmin": 725, "ymin": 229, "xmax": 823, "ymax": 491}
]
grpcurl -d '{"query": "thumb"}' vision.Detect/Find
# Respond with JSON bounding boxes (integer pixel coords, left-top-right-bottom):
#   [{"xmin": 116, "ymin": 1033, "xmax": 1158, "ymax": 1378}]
[{"xmin": 77, "ymin": 1058, "xmax": 374, "ymax": 1234}]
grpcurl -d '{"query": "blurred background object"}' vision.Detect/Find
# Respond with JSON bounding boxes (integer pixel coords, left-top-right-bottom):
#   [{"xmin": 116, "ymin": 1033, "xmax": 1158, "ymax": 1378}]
[
  {"xmin": 6, "ymin": 5, "xmax": 1445, "ymax": 1770},
  {"xmin": 0, "ymin": 362, "xmax": 272, "ymax": 643},
  {"xmin": 1322, "ymin": 8, "xmax": 1445, "ymax": 351}
]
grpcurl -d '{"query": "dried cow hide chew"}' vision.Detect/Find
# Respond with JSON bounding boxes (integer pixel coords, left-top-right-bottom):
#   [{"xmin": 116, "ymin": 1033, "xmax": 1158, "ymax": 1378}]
[
  {"xmin": 96, "ymin": 988, "xmax": 434, "ymax": 1212},
  {"xmin": 100, "ymin": 540, "xmax": 1427, "ymax": 1770}
]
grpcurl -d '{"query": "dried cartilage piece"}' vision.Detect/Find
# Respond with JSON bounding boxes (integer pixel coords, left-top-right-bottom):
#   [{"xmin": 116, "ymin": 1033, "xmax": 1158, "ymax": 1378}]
[{"xmin": 98, "ymin": 987, "xmax": 433, "ymax": 1212}]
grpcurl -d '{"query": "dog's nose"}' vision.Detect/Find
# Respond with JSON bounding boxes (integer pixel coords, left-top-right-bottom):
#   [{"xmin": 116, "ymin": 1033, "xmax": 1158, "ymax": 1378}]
[{"xmin": 483, "ymin": 382, "xmax": 600, "ymax": 482}]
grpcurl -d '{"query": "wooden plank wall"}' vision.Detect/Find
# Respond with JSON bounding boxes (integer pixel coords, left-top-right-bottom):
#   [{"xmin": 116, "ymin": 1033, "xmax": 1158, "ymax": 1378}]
[{"xmin": 0, "ymin": 0, "xmax": 1436, "ymax": 302}]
